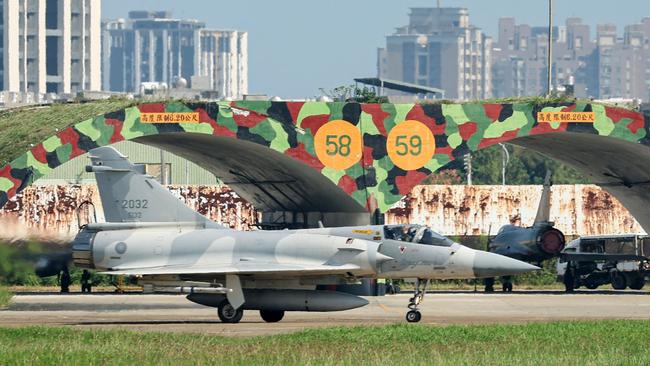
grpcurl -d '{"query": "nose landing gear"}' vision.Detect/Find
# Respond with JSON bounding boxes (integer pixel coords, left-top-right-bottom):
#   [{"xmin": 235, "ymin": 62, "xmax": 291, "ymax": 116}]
[{"xmin": 406, "ymin": 278, "xmax": 429, "ymax": 323}]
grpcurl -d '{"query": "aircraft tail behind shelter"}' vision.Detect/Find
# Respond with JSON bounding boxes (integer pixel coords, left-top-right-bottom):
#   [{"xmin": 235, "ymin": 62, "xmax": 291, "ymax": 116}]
[
  {"xmin": 87, "ymin": 146, "xmax": 220, "ymax": 227},
  {"xmin": 533, "ymin": 170, "xmax": 552, "ymax": 224}
]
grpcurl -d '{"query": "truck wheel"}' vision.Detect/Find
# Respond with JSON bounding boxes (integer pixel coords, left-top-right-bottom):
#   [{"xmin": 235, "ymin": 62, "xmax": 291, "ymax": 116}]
[
  {"xmin": 611, "ymin": 272, "xmax": 627, "ymax": 290},
  {"xmin": 563, "ymin": 273, "xmax": 575, "ymax": 293},
  {"xmin": 584, "ymin": 276, "xmax": 599, "ymax": 290},
  {"xmin": 260, "ymin": 310, "xmax": 285, "ymax": 323},
  {"xmin": 629, "ymin": 276, "xmax": 645, "ymax": 290},
  {"xmin": 218, "ymin": 300, "xmax": 244, "ymax": 323}
]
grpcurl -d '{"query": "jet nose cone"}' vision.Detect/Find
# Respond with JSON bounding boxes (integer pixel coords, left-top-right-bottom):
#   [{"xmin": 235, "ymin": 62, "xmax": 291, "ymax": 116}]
[{"xmin": 472, "ymin": 251, "xmax": 540, "ymax": 278}]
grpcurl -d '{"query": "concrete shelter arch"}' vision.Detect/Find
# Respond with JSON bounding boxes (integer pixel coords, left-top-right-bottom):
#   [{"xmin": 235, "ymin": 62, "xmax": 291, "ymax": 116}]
[{"xmin": 0, "ymin": 100, "xmax": 648, "ymax": 229}]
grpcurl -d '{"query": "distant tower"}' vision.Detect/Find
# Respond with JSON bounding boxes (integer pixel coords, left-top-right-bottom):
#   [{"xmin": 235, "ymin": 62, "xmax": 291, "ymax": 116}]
[
  {"xmin": 0, "ymin": 0, "xmax": 102, "ymax": 94},
  {"xmin": 103, "ymin": 12, "xmax": 248, "ymax": 98},
  {"xmin": 377, "ymin": 7, "xmax": 492, "ymax": 100}
]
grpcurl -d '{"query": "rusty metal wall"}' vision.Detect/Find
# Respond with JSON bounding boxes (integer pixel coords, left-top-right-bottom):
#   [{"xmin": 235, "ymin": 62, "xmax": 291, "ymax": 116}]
[
  {"xmin": 0, "ymin": 184, "xmax": 642, "ymax": 240},
  {"xmin": 0, "ymin": 185, "xmax": 259, "ymax": 240},
  {"xmin": 386, "ymin": 185, "xmax": 643, "ymax": 236}
]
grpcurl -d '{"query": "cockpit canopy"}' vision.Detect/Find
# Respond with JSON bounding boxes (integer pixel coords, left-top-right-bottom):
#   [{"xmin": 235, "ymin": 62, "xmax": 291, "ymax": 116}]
[{"xmin": 384, "ymin": 225, "xmax": 455, "ymax": 247}]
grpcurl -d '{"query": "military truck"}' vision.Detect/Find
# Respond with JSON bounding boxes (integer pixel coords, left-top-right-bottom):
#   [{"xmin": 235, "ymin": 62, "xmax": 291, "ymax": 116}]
[{"xmin": 557, "ymin": 234, "xmax": 650, "ymax": 292}]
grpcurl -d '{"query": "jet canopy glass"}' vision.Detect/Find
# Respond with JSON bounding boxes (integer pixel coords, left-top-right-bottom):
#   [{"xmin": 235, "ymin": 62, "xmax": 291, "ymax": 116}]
[{"xmin": 384, "ymin": 225, "xmax": 454, "ymax": 247}]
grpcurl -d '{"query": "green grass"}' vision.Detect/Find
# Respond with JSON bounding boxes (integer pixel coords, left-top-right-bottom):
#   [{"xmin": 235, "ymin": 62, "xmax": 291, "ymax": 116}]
[
  {"xmin": 0, "ymin": 321, "xmax": 648, "ymax": 365},
  {"xmin": 0, "ymin": 99, "xmax": 139, "ymax": 165},
  {"xmin": 0, "ymin": 287, "xmax": 12, "ymax": 308}
]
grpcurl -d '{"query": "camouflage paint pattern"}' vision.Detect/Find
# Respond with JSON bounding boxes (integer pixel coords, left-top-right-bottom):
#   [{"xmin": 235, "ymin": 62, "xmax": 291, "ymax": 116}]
[{"xmin": 0, "ymin": 101, "xmax": 647, "ymax": 213}]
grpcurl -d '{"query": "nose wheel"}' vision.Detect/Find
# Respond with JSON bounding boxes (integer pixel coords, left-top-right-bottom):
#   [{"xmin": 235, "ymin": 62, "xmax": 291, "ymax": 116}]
[{"xmin": 406, "ymin": 278, "xmax": 429, "ymax": 323}]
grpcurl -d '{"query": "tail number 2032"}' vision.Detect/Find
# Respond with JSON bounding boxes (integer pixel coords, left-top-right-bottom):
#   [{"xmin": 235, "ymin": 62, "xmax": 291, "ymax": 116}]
[{"xmin": 121, "ymin": 199, "xmax": 149, "ymax": 209}]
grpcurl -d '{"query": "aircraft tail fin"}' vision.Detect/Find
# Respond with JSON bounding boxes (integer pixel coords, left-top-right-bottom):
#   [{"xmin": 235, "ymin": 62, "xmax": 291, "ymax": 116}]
[
  {"xmin": 534, "ymin": 170, "xmax": 552, "ymax": 224},
  {"xmin": 87, "ymin": 146, "xmax": 222, "ymax": 227}
]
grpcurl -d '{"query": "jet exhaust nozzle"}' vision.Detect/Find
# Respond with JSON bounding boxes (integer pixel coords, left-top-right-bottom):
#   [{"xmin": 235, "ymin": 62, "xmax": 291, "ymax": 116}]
[{"xmin": 538, "ymin": 228, "xmax": 565, "ymax": 255}]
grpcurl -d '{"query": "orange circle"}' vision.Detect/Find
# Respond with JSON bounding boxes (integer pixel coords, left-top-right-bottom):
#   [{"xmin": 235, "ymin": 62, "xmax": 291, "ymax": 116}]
[
  {"xmin": 314, "ymin": 120, "xmax": 362, "ymax": 170},
  {"xmin": 387, "ymin": 120, "xmax": 436, "ymax": 170}
]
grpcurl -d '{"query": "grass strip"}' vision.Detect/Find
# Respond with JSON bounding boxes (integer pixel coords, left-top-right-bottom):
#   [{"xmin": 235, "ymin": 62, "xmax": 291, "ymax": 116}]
[{"xmin": 0, "ymin": 320, "xmax": 647, "ymax": 365}]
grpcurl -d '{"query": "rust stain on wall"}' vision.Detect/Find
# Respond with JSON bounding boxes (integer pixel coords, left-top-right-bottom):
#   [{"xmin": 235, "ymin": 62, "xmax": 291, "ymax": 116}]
[
  {"xmin": 385, "ymin": 185, "xmax": 643, "ymax": 236},
  {"xmin": 0, "ymin": 185, "xmax": 259, "ymax": 240},
  {"xmin": 0, "ymin": 184, "xmax": 642, "ymax": 240}
]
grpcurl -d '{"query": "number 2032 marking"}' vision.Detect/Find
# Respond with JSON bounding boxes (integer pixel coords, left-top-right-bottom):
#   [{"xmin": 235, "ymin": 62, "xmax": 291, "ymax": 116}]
[{"xmin": 121, "ymin": 199, "xmax": 149, "ymax": 209}]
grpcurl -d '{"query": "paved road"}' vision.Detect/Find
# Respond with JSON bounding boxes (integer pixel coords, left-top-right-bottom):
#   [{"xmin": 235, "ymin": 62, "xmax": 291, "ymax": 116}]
[{"xmin": 2, "ymin": 291, "xmax": 650, "ymax": 336}]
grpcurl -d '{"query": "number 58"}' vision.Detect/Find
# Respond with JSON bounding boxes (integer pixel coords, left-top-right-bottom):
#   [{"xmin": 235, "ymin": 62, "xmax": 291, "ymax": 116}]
[{"xmin": 325, "ymin": 135, "xmax": 352, "ymax": 157}]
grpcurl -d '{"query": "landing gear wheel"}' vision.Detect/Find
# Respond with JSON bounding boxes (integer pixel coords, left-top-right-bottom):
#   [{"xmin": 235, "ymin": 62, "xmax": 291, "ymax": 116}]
[
  {"xmin": 260, "ymin": 310, "xmax": 285, "ymax": 323},
  {"xmin": 502, "ymin": 282, "xmax": 513, "ymax": 292},
  {"xmin": 405, "ymin": 278, "xmax": 429, "ymax": 322},
  {"xmin": 629, "ymin": 276, "xmax": 645, "ymax": 290},
  {"xmin": 218, "ymin": 300, "xmax": 244, "ymax": 323},
  {"xmin": 611, "ymin": 271, "xmax": 627, "ymax": 290},
  {"xmin": 406, "ymin": 310, "xmax": 421, "ymax": 323},
  {"xmin": 484, "ymin": 277, "xmax": 495, "ymax": 293},
  {"xmin": 502, "ymin": 276, "xmax": 513, "ymax": 292}
]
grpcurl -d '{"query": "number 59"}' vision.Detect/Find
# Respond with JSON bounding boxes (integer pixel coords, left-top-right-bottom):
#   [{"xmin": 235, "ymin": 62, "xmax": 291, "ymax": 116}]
[{"xmin": 395, "ymin": 135, "xmax": 423, "ymax": 156}]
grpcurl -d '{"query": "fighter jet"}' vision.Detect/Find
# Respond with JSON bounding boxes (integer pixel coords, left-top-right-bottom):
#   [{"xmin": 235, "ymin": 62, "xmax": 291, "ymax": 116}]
[
  {"xmin": 72, "ymin": 147, "xmax": 538, "ymax": 323},
  {"xmin": 484, "ymin": 171, "xmax": 565, "ymax": 292}
]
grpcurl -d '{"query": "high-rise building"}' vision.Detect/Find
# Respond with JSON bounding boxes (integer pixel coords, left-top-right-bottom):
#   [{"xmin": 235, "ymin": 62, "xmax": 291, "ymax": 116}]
[
  {"xmin": 596, "ymin": 19, "xmax": 650, "ymax": 100},
  {"xmin": 377, "ymin": 7, "xmax": 492, "ymax": 100},
  {"xmin": 492, "ymin": 17, "xmax": 597, "ymax": 98},
  {"xmin": 0, "ymin": 0, "xmax": 102, "ymax": 94},
  {"xmin": 197, "ymin": 30, "xmax": 248, "ymax": 99},
  {"xmin": 103, "ymin": 11, "xmax": 248, "ymax": 99},
  {"xmin": 492, "ymin": 17, "xmax": 650, "ymax": 101}
]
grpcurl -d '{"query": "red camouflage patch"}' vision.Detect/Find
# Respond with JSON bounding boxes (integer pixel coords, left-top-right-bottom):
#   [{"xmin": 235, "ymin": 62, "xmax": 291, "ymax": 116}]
[
  {"xmin": 395, "ymin": 170, "xmax": 429, "ymax": 195},
  {"xmin": 458, "ymin": 122, "xmax": 478, "ymax": 141},
  {"xmin": 337, "ymin": 175, "xmax": 357, "ymax": 195},
  {"xmin": 478, "ymin": 130, "xmax": 521, "ymax": 149},
  {"xmin": 405, "ymin": 104, "xmax": 442, "ymax": 134},
  {"xmin": 285, "ymin": 143, "xmax": 324, "ymax": 170},
  {"xmin": 361, "ymin": 104, "xmax": 391, "ymax": 135},
  {"xmin": 301, "ymin": 114, "xmax": 330, "ymax": 136},
  {"xmin": 0, "ymin": 165, "xmax": 21, "ymax": 197},
  {"xmin": 484, "ymin": 104, "xmax": 503, "ymax": 121},
  {"xmin": 286, "ymin": 102, "xmax": 305, "ymax": 124},
  {"xmin": 138, "ymin": 103, "xmax": 166, "ymax": 113},
  {"xmin": 607, "ymin": 107, "xmax": 645, "ymax": 134}
]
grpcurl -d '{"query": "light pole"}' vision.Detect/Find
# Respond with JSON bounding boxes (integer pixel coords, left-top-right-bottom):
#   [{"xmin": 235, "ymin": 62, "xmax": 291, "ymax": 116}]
[
  {"xmin": 499, "ymin": 143, "xmax": 510, "ymax": 185},
  {"xmin": 464, "ymin": 153, "xmax": 472, "ymax": 185},
  {"xmin": 547, "ymin": 0, "xmax": 554, "ymax": 96}
]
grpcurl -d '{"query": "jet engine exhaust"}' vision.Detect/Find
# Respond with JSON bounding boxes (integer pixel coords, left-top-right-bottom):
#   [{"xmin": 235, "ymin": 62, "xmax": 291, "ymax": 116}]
[{"xmin": 538, "ymin": 228, "xmax": 565, "ymax": 255}]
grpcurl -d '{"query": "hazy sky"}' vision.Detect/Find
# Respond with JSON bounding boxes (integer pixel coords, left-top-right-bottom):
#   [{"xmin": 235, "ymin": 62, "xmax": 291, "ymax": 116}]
[{"xmin": 103, "ymin": 1, "xmax": 650, "ymax": 98}]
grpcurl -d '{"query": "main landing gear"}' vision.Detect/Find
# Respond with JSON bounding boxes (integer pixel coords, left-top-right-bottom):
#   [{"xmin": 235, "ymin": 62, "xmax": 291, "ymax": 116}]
[
  {"xmin": 217, "ymin": 300, "xmax": 244, "ymax": 323},
  {"xmin": 406, "ymin": 278, "xmax": 429, "ymax": 323},
  {"xmin": 484, "ymin": 276, "xmax": 513, "ymax": 292},
  {"xmin": 217, "ymin": 300, "xmax": 287, "ymax": 323}
]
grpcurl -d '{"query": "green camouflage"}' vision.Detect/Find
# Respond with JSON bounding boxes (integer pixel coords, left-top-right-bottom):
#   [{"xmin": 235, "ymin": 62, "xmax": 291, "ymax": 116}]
[{"xmin": 0, "ymin": 101, "xmax": 646, "ymax": 212}]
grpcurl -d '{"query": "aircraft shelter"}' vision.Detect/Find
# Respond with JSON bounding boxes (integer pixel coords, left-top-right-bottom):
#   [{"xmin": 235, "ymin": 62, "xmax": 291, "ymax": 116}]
[{"xmin": 1, "ymin": 100, "xmax": 649, "ymax": 229}]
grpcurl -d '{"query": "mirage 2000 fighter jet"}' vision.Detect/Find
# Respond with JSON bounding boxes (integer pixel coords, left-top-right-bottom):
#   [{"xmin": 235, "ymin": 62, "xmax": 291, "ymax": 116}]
[{"xmin": 71, "ymin": 147, "xmax": 538, "ymax": 323}]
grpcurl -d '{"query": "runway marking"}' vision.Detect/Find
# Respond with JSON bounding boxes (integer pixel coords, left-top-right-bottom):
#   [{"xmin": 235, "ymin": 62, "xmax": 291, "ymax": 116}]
[{"xmin": 377, "ymin": 302, "xmax": 400, "ymax": 315}]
